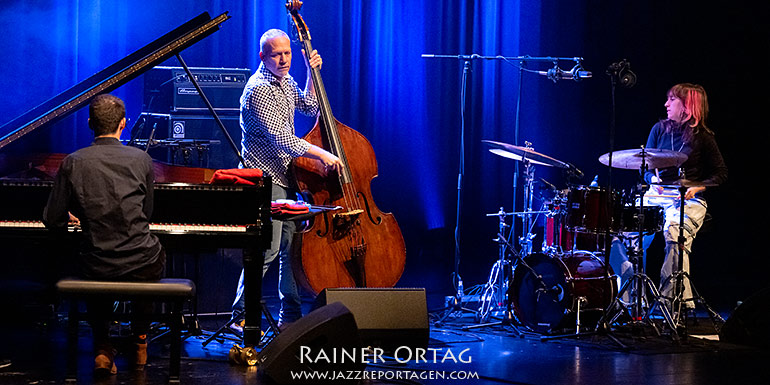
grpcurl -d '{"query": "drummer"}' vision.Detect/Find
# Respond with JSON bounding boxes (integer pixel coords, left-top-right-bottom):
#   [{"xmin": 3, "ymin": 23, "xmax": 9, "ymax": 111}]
[
  {"xmin": 613, "ymin": 83, "xmax": 727, "ymax": 316},
  {"xmin": 647, "ymin": 83, "xmax": 727, "ymax": 313}
]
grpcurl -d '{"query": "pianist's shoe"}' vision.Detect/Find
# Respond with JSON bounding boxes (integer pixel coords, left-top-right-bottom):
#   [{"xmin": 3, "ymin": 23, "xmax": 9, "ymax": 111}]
[{"xmin": 94, "ymin": 349, "xmax": 117, "ymax": 376}]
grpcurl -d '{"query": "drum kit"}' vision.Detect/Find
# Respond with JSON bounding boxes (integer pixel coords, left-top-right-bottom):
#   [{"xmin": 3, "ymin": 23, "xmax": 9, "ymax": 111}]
[{"xmin": 475, "ymin": 140, "xmax": 717, "ymax": 337}]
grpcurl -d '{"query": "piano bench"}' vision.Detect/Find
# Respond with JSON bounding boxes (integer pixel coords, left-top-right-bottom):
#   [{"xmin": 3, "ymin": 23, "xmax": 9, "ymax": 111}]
[{"xmin": 56, "ymin": 278, "xmax": 196, "ymax": 384}]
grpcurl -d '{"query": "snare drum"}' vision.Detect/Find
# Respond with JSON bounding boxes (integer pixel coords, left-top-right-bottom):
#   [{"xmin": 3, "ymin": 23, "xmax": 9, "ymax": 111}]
[
  {"xmin": 565, "ymin": 186, "xmax": 622, "ymax": 233},
  {"xmin": 509, "ymin": 251, "xmax": 617, "ymax": 334},
  {"xmin": 617, "ymin": 205, "xmax": 664, "ymax": 233}
]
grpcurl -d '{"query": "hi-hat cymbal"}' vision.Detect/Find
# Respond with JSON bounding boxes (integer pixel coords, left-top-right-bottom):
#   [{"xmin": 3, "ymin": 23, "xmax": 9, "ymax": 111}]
[
  {"xmin": 483, "ymin": 140, "xmax": 569, "ymax": 168},
  {"xmin": 651, "ymin": 179, "xmax": 718, "ymax": 189},
  {"xmin": 598, "ymin": 148, "xmax": 687, "ymax": 170}
]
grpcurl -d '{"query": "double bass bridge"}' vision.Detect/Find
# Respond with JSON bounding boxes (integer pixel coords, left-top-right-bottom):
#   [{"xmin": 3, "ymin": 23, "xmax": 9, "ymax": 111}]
[{"xmin": 331, "ymin": 209, "xmax": 363, "ymax": 240}]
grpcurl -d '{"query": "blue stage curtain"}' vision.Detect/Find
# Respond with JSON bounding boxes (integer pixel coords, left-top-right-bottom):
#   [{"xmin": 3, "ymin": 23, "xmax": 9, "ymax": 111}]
[{"xmin": 0, "ymin": 0, "xmax": 549, "ymax": 288}]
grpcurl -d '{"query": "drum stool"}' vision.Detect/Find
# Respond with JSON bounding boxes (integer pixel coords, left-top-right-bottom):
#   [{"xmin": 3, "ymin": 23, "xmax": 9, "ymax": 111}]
[{"xmin": 56, "ymin": 278, "xmax": 196, "ymax": 383}]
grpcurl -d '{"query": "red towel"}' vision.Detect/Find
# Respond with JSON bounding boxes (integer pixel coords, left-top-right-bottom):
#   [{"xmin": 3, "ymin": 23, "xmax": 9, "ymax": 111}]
[
  {"xmin": 271, "ymin": 200, "xmax": 310, "ymax": 215},
  {"xmin": 209, "ymin": 168, "xmax": 264, "ymax": 185}
]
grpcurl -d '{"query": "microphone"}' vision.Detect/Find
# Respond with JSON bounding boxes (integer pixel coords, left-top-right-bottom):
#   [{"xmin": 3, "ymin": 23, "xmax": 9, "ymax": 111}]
[
  {"xmin": 536, "ymin": 284, "xmax": 564, "ymax": 301},
  {"xmin": 139, "ymin": 112, "xmax": 171, "ymax": 119},
  {"xmin": 566, "ymin": 162, "xmax": 584, "ymax": 179},
  {"xmin": 538, "ymin": 178, "xmax": 557, "ymax": 191},
  {"xmin": 538, "ymin": 64, "xmax": 592, "ymax": 82}
]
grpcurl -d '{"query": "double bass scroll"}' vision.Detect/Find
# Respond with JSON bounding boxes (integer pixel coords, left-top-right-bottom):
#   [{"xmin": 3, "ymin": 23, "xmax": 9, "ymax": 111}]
[{"xmin": 286, "ymin": 1, "xmax": 406, "ymax": 294}]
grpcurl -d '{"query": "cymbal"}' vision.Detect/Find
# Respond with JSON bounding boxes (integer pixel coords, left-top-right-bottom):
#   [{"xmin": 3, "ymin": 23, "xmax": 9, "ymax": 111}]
[
  {"xmin": 483, "ymin": 140, "xmax": 569, "ymax": 168},
  {"xmin": 598, "ymin": 148, "xmax": 687, "ymax": 170},
  {"xmin": 652, "ymin": 179, "xmax": 718, "ymax": 188}
]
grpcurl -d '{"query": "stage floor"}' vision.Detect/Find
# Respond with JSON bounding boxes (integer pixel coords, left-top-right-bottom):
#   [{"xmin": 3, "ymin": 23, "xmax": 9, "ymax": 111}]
[{"xmin": 0, "ymin": 297, "xmax": 767, "ymax": 385}]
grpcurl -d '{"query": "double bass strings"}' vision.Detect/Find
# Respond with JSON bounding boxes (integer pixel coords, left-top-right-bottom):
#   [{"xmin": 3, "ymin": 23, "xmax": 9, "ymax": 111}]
[{"xmin": 309, "ymin": 51, "xmax": 367, "ymax": 271}]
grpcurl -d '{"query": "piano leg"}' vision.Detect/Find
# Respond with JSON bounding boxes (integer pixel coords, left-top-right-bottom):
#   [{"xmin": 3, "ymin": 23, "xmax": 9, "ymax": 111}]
[{"xmin": 242, "ymin": 240, "xmax": 265, "ymax": 347}]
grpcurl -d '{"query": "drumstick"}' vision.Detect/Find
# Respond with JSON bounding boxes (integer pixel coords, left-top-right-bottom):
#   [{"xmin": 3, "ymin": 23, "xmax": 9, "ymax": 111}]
[
  {"xmin": 652, "ymin": 169, "xmax": 664, "ymax": 194},
  {"xmin": 646, "ymin": 193, "xmax": 679, "ymax": 198}
]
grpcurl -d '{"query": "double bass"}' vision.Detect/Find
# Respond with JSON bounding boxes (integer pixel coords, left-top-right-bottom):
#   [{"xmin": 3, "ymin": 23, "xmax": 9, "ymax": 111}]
[{"xmin": 286, "ymin": 1, "xmax": 406, "ymax": 294}]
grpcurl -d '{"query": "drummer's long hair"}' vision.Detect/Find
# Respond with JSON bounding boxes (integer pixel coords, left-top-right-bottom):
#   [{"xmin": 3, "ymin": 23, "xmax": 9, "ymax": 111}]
[{"xmin": 662, "ymin": 83, "xmax": 713, "ymax": 142}]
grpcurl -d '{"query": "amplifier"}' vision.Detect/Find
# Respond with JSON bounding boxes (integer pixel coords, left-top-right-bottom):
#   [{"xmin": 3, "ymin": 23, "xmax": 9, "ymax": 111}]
[{"xmin": 143, "ymin": 66, "xmax": 252, "ymax": 115}]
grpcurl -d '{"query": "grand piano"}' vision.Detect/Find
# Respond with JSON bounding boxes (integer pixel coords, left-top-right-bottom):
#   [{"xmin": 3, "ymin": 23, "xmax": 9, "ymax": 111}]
[{"xmin": 0, "ymin": 12, "xmax": 270, "ymax": 347}]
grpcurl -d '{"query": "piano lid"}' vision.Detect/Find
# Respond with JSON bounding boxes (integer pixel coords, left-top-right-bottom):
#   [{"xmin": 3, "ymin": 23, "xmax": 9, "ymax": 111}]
[{"xmin": 0, "ymin": 11, "xmax": 231, "ymax": 151}]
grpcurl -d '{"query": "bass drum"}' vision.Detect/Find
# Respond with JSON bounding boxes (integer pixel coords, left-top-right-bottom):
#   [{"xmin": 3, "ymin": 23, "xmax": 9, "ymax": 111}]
[{"xmin": 509, "ymin": 252, "xmax": 617, "ymax": 334}]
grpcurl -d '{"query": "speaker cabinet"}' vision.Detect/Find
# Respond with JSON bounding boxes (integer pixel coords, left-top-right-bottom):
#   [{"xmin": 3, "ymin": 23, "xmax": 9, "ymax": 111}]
[
  {"xmin": 143, "ymin": 114, "xmax": 242, "ymax": 170},
  {"xmin": 720, "ymin": 287, "xmax": 770, "ymax": 348},
  {"xmin": 143, "ymin": 66, "xmax": 251, "ymax": 115},
  {"xmin": 257, "ymin": 302, "xmax": 364, "ymax": 384},
  {"xmin": 315, "ymin": 288, "xmax": 429, "ymax": 350}
]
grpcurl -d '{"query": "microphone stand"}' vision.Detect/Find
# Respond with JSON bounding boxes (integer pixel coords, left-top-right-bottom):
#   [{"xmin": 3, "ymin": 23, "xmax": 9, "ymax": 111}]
[
  {"xmin": 422, "ymin": 53, "xmax": 588, "ymax": 327},
  {"xmin": 542, "ymin": 64, "xmax": 627, "ymax": 346},
  {"xmin": 430, "ymin": 54, "xmax": 478, "ymax": 322},
  {"xmin": 421, "ymin": 54, "xmax": 586, "ymax": 62}
]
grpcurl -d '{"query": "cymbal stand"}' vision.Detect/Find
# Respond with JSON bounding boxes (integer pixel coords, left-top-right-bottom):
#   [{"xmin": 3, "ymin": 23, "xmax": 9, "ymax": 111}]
[
  {"xmin": 478, "ymin": 156, "xmax": 535, "ymax": 322},
  {"xmin": 519, "ymin": 152, "xmax": 537, "ymax": 256},
  {"xmin": 477, "ymin": 208, "xmax": 513, "ymax": 323},
  {"xmin": 466, "ymin": 158, "xmax": 544, "ymax": 333},
  {"xmin": 465, "ymin": 223, "xmax": 552, "ymax": 335},
  {"xmin": 601, "ymin": 149, "xmax": 678, "ymax": 338},
  {"xmin": 462, "ymin": 208, "xmax": 522, "ymax": 334},
  {"xmin": 656, "ymin": 185, "xmax": 725, "ymax": 335},
  {"xmin": 480, "ymin": 156, "xmax": 539, "ymax": 320}
]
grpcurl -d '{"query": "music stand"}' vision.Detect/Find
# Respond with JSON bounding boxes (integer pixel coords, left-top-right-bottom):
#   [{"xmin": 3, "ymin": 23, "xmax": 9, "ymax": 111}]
[
  {"xmin": 201, "ymin": 301, "xmax": 280, "ymax": 348},
  {"xmin": 201, "ymin": 205, "xmax": 340, "ymax": 349}
]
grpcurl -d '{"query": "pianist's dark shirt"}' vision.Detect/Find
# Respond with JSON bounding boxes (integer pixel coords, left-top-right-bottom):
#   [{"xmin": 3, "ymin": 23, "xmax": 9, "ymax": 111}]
[{"xmin": 43, "ymin": 137, "xmax": 162, "ymax": 279}]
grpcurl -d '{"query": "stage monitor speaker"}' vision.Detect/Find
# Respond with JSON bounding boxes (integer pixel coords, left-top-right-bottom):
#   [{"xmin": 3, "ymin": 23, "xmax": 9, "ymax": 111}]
[
  {"xmin": 719, "ymin": 287, "xmax": 770, "ymax": 348},
  {"xmin": 257, "ymin": 302, "xmax": 364, "ymax": 384},
  {"xmin": 315, "ymin": 287, "xmax": 429, "ymax": 351}
]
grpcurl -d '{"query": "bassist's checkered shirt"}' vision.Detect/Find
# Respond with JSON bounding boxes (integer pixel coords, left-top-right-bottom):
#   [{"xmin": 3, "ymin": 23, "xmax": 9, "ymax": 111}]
[{"xmin": 239, "ymin": 62, "xmax": 318, "ymax": 188}]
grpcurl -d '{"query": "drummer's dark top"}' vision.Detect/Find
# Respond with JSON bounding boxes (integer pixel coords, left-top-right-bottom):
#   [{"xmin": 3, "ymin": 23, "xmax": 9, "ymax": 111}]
[{"xmin": 643, "ymin": 121, "xmax": 728, "ymax": 192}]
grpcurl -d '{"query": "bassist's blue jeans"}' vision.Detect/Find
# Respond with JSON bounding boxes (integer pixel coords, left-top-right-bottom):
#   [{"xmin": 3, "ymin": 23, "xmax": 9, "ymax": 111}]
[{"xmin": 232, "ymin": 184, "xmax": 302, "ymax": 324}]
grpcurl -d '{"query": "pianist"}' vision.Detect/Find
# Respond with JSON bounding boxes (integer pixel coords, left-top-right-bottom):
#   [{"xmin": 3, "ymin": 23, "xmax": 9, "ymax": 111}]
[{"xmin": 42, "ymin": 94, "xmax": 165, "ymax": 375}]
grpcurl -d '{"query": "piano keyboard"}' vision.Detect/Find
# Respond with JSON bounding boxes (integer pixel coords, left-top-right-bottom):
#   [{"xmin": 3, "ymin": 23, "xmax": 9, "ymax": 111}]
[{"xmin": 0, "ymin": 220, "xmax": 248, "ymax": 233}]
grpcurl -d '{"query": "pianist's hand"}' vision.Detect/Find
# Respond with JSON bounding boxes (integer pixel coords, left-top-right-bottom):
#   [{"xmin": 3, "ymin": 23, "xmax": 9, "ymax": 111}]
[{"xmin": 68, "ymin": 212, "xmax": 80, "ymax": 227}]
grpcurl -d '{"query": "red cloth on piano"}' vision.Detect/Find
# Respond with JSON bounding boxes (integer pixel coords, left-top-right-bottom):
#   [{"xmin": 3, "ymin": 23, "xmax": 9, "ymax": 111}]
[
  {"xmin": 209, "ymin": 168, "xmax": 264, "ymax": 185},
  {"xmin": 271, "ymin": 200, "xmax": 310, "ymax": 215}
]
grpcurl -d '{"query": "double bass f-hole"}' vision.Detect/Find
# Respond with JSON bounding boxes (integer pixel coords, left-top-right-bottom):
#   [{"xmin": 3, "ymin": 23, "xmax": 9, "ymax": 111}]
[{"xmin": 357, "ymin": 192, "xmax": 382, "ymax": 225}]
